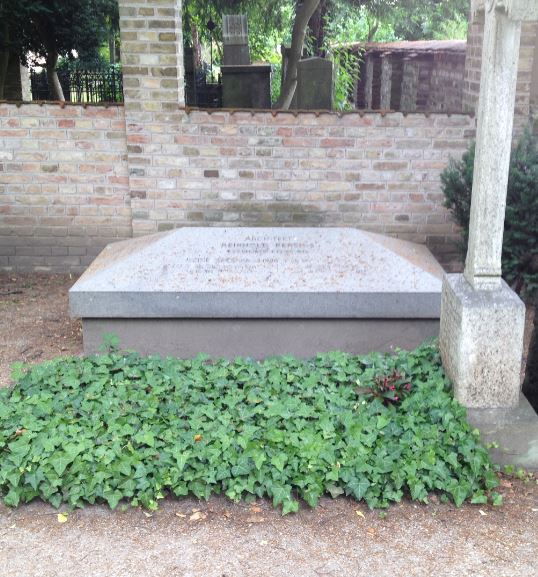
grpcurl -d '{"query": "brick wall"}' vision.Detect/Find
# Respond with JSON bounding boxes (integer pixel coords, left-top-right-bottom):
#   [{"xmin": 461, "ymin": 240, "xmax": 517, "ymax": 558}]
[
  {"xmin": 13, "ymin": 0, "xmax": 538, "ymax": 274},
  {"xmin": 0, "ymin": 102, "xmax": 476, "ymax": 272},
  {"xmin": 0, "ymin": 103, "xmax": 130, "ymax": 272},
  {"xmin": 357, "ymin": 49, "xmax": 465, "ymax": 113},
  {"xmin": 463, "ymin": 10, "xmax": 538, "ymax": 136},
  {"xmin": 127, "ymin": 109, "xmax": 476, "ymax": 270},
  {"xmin": 429, "ymin": 53, "xmax": 465, "ymax": 112}
]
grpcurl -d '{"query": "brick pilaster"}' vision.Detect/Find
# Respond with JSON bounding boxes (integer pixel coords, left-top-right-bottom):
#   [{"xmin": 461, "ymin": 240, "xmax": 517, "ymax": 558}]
[{"xmin": 118, "ymin": 0, "xmax": 185, "ymax": 235}]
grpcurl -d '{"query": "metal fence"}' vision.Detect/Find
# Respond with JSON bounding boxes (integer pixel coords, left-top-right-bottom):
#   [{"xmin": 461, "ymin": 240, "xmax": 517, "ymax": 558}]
[{"xmin": 30, "ymin": 67, "xmax": 124, "ymax": 103}]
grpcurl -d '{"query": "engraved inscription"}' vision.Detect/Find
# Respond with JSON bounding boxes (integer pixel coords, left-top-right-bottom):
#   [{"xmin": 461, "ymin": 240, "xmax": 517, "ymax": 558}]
[{"xmin": 185, "ymin": 233, "xmax": 324, "ymax": 276}]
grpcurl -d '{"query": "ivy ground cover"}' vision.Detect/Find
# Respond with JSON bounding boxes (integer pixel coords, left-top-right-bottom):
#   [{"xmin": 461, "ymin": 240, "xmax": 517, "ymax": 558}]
[{"xmin": 0, "ymin": 343, "xmax": 499, "ymax": 513}]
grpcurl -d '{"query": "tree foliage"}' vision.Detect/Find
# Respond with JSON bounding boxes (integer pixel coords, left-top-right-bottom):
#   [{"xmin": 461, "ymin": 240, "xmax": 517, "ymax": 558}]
[
  {"xmin": 0, "ymin": 0, "xmax": 119, "ymax": 99},
  {"xmin": 183, "ymin": 0, "xmax": 294, "ymax": 61}
]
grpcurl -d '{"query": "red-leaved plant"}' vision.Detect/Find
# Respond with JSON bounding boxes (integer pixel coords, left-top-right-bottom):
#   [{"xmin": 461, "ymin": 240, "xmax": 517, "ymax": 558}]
[{"xmin": 356, "ymin": 371, "xmax": 412, "ymax": 405}]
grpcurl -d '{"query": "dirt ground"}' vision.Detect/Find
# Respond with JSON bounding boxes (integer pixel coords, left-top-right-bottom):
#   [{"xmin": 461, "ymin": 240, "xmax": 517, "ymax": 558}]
[
  {"xmin": 0, "ymin": 273, "xmax": 537, "ymax": 577},
  {"xmin": 0, "ymin": 273, "xmax": 81, "ymax": 387}
]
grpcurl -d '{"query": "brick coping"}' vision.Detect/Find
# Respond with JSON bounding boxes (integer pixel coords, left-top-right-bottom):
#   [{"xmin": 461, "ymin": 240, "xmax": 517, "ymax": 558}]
[
  {"xmin": 0, "ymin": 100, "xmax": 124, "ymax": 107},
  {"xmin": 184, "ymin": 106, "xmax": 475, "ymax": 118},
  {"xmin": 0, "ymin": 100, "xmax": 475, "ymax": 118}
]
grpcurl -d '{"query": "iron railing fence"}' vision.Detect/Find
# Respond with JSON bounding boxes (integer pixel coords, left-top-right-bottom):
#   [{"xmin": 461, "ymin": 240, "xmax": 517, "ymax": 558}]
[{"xmin": 30, "ymin": 66, "xmax": 124, "ymax": 103}]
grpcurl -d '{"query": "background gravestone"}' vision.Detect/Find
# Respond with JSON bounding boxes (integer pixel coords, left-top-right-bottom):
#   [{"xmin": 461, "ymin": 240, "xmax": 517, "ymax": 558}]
[
  {"xmin": 222, "ymin": 14, "xmax": 250, "ymax": 65},
  {"xmin": 221, "ymin": 14, "xmax": 271, "ymax": 108},
  {"xmin": 294, "ymin": 57, "xmax": 334, "ymax": 110}
]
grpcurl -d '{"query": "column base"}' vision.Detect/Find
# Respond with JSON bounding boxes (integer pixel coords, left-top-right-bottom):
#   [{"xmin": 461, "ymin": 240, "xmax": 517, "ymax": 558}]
[{"xmin": 439, "ymin": 274, "xmax": 525, "ymax": 409}]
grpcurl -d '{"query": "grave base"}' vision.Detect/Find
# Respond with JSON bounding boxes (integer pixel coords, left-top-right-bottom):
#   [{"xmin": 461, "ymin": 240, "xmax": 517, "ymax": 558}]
[
  {"xmin": 70, "ymin": 227, "xmax": 445, "ymax": 359},
  {"xmin": 439, "ymin": 274, "xmax": 525, "ymax": 409},
  {"xmin": 81, "ymin": 318, "xmax": 439, "ymax": 359},
  {"xmin": 467, "ymin": 395, "xmax": 538, "ymax": 470}
]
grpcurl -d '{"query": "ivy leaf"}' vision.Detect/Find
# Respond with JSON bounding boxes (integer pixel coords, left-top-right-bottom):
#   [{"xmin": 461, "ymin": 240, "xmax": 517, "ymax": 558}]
[
  {"xmin": 270, "ymin": 454, "xmax": 287, "ymax": 473},
  {"xmin": 50, "ymin": 455, "xmax": 73, "ymax": 477},
  {"xmin": 348, "ymin": 478, "xmax": 370, "ymax": 501},
  {"xmin": 451, "ymin": 484, "xmax": 469, "ymax": 507}
]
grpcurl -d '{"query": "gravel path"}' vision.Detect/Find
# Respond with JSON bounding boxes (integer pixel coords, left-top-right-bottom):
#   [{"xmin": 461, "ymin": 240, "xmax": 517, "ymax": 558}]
[{"xmin": 1, "ymin": 488, "xmax": 538, "ymax": 577}]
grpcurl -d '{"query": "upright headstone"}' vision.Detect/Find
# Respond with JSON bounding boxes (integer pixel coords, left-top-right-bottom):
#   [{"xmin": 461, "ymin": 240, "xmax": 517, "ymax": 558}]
[
  {"xmin": 294, "ymin": 57, "xmax": 334, "ymax": 110},
  {"xmin": 439, "ymin": 0, "xmax": 538, "ymax": 409},
  {"xmin": 222, "ymin": 15, "xmax": 250, "ymax": 65},
  {"xmin": 221, "ymin": 13, "xmax": 271, "ymax": 108},
  {"xmin": 221, "ymin": 63, "xmax": 272, "ymax": 109}
]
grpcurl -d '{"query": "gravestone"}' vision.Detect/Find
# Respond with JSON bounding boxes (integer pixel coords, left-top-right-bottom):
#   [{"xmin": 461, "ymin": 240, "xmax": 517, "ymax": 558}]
[
  {"xmin": 294, "ymin": 57, "xmax": 334, "ymax": 110},
  {"xmin": 70, "ymin": 228, "xmax": 444, "ymax": 359},
  {"xmin": 222, "ymin": 15, "xmax": 250, "ymax": 65},
  {"xmin": 220, "ymin": 14, "xmax": 271, "ymax": 108},
  {"xmin": 221, "ymin": 64, "xmax": 272, "ymax": 109}
]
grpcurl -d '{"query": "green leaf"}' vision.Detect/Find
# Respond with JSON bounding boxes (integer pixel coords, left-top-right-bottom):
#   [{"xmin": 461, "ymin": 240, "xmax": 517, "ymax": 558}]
[
  {"xmin": 470, "ymin": 492, "xmax": 488, "ymax": 505},
  {"xmin": 491, "ymin": 492, "xmax": 503, "ymax": 507},
  {"xmin": 451, "ymin": 484, "xmax": 469, "ymax": 507},
  {"xmin": 376, "ymin": 415, "xmax": 390, "ymax": 429},
  {"xmin": 282, "ymin": 499, "xmax": 299, "ymax": 515},
  {"xmin": 270, "ymin": 454, "xmax": 287, "ymax": 473},
  {"xmin": 50, "ymin": 455, "xmax": 73, "ymax": 477},
  {"xmin": 347, "ymin": 478, "xmax": 371, "ymax": 501}
]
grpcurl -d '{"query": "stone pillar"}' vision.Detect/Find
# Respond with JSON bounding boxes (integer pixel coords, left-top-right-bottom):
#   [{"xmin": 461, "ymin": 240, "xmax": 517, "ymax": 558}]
[
  {"xmin": 439, "ymin": 0, "xmax": 538, "ymax": 409},
  {"xmin": 400, "ymin": 56, "xmax": 419, "ymax": 112},
  {"xmin": 464, "ymin": 6, "xmax": 522, "ymax": 289},
  {"xmin": 380, "ymin": 53, "xmax": 392, "ymax": 109},
  {"xmin": 364, "ymin": 54, "xmax": 374, "ymax": 109},
  {"xmin": 118, "ymin": 0, "xmax": 185, "ymax": 236}
]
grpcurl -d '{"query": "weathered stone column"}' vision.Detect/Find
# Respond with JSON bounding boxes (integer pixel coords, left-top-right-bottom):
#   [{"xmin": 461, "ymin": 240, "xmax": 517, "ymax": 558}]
[
  {"xmin": 364, "ymin": 54, "xmax": 374, "ymax": 109},
  {"xmin": 464, "ymin": 4, "xmax": 521, "ymax": 289},
  {"xmin": 380, "ymin": 53, "xmax": 392, "ymax": 109},
  {"xmin": 440, "ymin": 0, "xmax": 538, "ymax": 409},
  {"xmin": 118, "ymin": 0, "xmax": 185, "ymax": 236},
  {"xmin": 400, "ymin": 56, "xmax": 419, "ymax": 112}
]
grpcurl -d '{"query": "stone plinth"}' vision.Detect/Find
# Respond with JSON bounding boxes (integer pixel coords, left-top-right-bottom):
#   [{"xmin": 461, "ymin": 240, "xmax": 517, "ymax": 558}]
[
  {"xmin": 70, "ymin": 227, "xmax": 444, "ymax": 358},
  {"xmin": 439, "ymin": 274, "xmax": 525, "ymax": 409},
  {"xmin": 221, "ymin": 64, "xmax": 272, "ymax": 108}
]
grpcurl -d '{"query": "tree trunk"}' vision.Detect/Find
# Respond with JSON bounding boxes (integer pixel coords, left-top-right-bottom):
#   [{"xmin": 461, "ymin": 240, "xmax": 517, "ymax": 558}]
[
  {"xmin": 191, "ymin": 23, "xmax": 202, "ymax": 70},
  {"xmin": 33, "ymin": 16, "xmax": 64, "ymax": 100},
  {"xmin": 308, "ymin": 0, "xmax": 328, "ymax": 57},
  {"xmin": 367, "ymin": 20, "xmax": 379, "ymax": 42},
  {"xmin": 0, "ymin": 50, "xmax": 9, "ymax": 99},
  {"xmin": 0, "ymin": 22, "xmax": 10, "ymax": 99},
  {"xmin": 276, "ymin": 0, "xmax": 321, "ymax": 110},
  {"xmin": 109, "ymin": 32, "xmax": 116, "ymax": 64},
  {"xmin": 46, "ymin": 51, "xmax": 64, "ymax": 101}
]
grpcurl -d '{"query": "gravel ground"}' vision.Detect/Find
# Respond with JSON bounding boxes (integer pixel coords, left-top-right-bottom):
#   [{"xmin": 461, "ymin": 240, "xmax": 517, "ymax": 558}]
[
  {"xmin": 0, "ymin": 272, "xmax": 537, "ymax": 577},
  {"xmin": 0, "ymin": 488, "xmax": 537, "ymax": 577}
]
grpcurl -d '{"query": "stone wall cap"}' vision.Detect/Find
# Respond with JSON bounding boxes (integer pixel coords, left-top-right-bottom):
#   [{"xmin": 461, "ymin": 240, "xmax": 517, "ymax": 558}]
[{"xmin": 343, "ymin": 40, "xmax": 467, "ymax": 55}]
